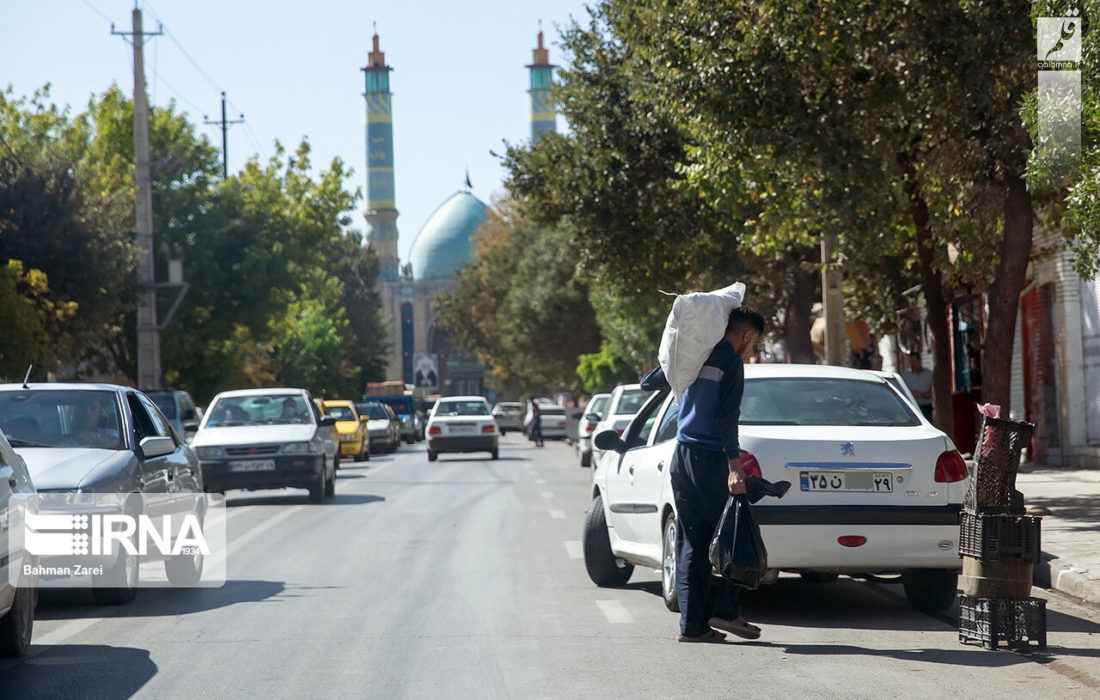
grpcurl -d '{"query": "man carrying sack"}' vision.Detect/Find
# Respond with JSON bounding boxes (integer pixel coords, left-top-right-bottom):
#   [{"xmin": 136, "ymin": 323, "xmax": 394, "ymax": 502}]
[{"xmin": 642, "ymin": 289, "xmax": 765, "ymax": 643}]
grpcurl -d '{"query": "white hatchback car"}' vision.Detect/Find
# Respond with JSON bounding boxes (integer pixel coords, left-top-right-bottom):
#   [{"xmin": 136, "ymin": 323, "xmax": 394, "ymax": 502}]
[
  {"xmin": 576, "ymin": 393, "xmax": 611, "ymax": 467},
  {"xmin": 426, "ymin": 396, "xmax": 499, "ymax": 461},
  {"xmin": 583, "ymin": 364, "xmax": 970, "ymax": 613}
]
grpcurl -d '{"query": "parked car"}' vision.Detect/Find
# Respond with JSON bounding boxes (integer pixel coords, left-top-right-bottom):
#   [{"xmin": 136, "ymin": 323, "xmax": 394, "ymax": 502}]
[
  {"xmin": 576, "ymin": 393, "xmax": 610, "ymax": 467},
  {"xmin": 321, "ymin": 400, "xmax": 370, "ymax": 463},
  {"xmin": 356, "ymin": 401, "xmax": 401, "ymax": 454},
  {"xmin": 144, "ymin": 388, "xmax": 202, "ymax": 442},
  {"xmin": 0, "ymin": 382, "xmax": 206, "ymax": 604},
  {"xmin": 191, "ymin": 388, "xmax": 337, "ymax": 504},
  {"xmin": 527, "ymin": 404, "xmax": 567, "ymax": 441},
  {"xmin": 425, "ymin": 396, "xmax": 499, "ymax": 461},
  {"xmin": 491, "ymin": 402, "xmax": 525, "ymax": 435},
  {"xmin": 872, "ymin": 370, "xmax": 921, "ymax": 413},
  {"xmin": 583, "ymin": 364, "xmax": 969, "ymax": 614},
  {"xmin": 588, "ymin": 384, "xmax": 654, "ymax": 467},
  {"xmin": 0, "ymin": 427, "xmax": 36, "ymax": 656}
]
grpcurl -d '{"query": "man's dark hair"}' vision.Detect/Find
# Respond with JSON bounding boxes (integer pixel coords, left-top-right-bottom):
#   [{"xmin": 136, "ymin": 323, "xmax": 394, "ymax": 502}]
[{"xmin": 727, "ymin": 306, "xmax": 765, "ymax": 334}]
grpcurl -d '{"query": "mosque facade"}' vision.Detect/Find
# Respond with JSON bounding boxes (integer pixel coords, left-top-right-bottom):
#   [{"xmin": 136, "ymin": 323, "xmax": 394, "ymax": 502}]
[{"xmin": 362, "ymin": 31, "xmax": 556, "ymax": 397}]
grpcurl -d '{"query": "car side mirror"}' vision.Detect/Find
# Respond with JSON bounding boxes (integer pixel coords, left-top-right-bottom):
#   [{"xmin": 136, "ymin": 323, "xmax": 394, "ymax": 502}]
[
  {"xmin": 593, "ymin": 430, "xmax": 626, "ymax": 454},
  {"xmin": 140, "ymin": 436, "xmax": 176, "ymax": 459}
]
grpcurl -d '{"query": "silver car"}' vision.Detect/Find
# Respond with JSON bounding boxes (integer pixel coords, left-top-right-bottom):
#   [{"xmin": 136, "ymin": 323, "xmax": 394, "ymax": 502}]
[
  {"xmin": 0, "ymin": 428, "xmax": 36, "ymax": 656},
  {"xmin": 191, "ymin": 388, "xmax": 337, "ymax": 503}
]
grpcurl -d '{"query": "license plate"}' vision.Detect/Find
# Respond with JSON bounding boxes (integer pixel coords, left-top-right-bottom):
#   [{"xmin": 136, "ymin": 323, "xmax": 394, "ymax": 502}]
[
  {"xmin": 800, "ymin": 471, "xmax": 893, "ymax": 492},
  {"xmin": 229, "ymin": 460, "xmax": 276, "ymax": 472},
  {"xmin": 448, "ymin": 424, "xmax": 476, "ymax": 434}
]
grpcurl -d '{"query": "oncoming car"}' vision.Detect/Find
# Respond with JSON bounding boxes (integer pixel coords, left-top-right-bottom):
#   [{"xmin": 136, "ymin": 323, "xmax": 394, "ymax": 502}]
[
  {"xmin": 191, "ymin": 388, "xmax": 337, "ymax": 504},
  {"xmin": 426, "ymin": 396, "xmax": 498, "ymax": 461},
  {"xmin": 583, "ymin": 364, "xmax": 969, "ymax": 614}
]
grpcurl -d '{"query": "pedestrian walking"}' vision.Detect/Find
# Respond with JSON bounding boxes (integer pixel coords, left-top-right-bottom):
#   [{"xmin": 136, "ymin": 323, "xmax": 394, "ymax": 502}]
[
  {"xmin": 642, "ymin": 306, "xmax": 766, "ymax": 643},
  {"xmin": 529, "ymin": 398, "xmax": 543, "ymax": 447}
]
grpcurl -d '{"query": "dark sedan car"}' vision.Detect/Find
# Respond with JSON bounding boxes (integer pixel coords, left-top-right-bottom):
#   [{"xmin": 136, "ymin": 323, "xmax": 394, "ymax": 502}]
[{"xmin": 0, "ymin": 382, "xmax": 205, "ymax": 605}]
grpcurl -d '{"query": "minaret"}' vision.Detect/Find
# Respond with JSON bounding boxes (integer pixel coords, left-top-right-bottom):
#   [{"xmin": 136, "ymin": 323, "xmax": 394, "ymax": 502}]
[
  {"xmin": 361, "ymin": 32, "xmax": 400, "ymax": 282},
  {"xmin": 527, "ymin": 28, "xmax": 557, "ymax": 142}
]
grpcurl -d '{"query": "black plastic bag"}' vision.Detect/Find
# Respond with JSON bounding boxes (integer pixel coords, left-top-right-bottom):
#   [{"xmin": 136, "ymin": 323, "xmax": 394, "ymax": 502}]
[{"xmin": 708, "ymin": 493, "xmax": 768, "ymax": 589}]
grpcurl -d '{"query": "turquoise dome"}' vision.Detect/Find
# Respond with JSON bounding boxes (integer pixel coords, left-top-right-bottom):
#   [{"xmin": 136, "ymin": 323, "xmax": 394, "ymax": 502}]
[{"xmin": 408, "ymin": 191, "xmax": 490, "ymax": 282}]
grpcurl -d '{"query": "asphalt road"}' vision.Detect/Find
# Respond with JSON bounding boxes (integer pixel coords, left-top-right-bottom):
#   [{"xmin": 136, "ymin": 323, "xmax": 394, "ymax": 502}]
[{"xmin": 3, "ymin": 434, "xmax": 1100, "ymax": 699}]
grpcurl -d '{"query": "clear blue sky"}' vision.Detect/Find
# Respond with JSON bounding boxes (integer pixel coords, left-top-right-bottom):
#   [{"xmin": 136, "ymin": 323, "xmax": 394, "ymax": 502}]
[{"xmin": 4, "ymin": 0, "xmax": 590, "ymax": 264}]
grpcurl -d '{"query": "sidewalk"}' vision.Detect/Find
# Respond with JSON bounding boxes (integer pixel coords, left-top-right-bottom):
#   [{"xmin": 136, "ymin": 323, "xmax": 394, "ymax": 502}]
[{"xmin": 1015, "ymin": 463, "xmax": 1100, "ymax": 606}]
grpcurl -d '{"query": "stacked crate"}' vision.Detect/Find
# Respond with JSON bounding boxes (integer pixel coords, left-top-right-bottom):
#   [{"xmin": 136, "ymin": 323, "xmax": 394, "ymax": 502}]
[{"xmin": 957, "ymin": 415, "xmax": 1046, "ymax": 651}]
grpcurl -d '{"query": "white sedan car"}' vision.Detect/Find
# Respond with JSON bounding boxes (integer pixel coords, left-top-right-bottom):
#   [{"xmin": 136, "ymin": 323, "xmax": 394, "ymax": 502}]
[
  {"xmin": 426, "ymin": 396, "xmax": 499, "ymax": 461},
  {"xmin": 583, "ymin": 364, "xmax": 970, "ymax": 613}
]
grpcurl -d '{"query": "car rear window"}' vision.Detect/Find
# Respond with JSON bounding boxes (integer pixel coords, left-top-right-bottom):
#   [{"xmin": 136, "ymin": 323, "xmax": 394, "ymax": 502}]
[
  {"xmin": 435, "ymin": 401, "xmax": 490, "ymax": 416},
  {"xmin": 740, "ymin": 378, "xmax": 920, "ymax": 427},
  {"xmin": 615, "ymin": 389, "xmax": 651, "ymax": 415}
]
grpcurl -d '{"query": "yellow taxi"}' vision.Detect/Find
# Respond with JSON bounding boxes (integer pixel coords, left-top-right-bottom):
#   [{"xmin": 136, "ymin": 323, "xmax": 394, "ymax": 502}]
[{"xmin": 318, "ymin": 399, "xmax": 370, "ymax": 463}]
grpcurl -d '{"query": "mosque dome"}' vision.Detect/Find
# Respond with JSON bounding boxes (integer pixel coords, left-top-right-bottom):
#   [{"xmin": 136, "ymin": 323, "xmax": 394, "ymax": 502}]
[{"xmin": 408, "ymin": 191, "xmax": 490, "ymax": 282}]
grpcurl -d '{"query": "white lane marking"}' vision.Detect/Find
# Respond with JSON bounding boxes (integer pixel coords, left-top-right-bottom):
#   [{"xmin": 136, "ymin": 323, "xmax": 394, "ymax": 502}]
[
  {"xmin": 540, "ymin": 491, "xmax": 554, "ymax": 499},
  {"xmin": 33, "ymin": 616, "xmax": 108, "ymax": 646},
  {"xmin": 564, "ymin": 541, "xmax": 582, "ymax": 559},
  {"xmin": 596, "ymin": 599, "xmax": 635, "ymax": 624},
  {"xmin": 549, "ymin": 509, "xmax": 566, "ymax": 519},
  {"xmin": 205, "ymin": 505, "xmax": 305, "ymax": 574},
  {"xmin": 535, "ymin": 478, "xmax": 547, "ymax": 485}
]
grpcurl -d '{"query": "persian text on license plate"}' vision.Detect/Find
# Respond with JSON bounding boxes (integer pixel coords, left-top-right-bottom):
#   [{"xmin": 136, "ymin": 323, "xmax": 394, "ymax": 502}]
[
  {"xmin": 229, "ymin": 460, "xmax": 276, "ymax": 472},
  {"xmin": 448, "ymin": 424, "xmax": 476, "ymax": 434},
  {"xmin": 800, "ymin": 471, "xmax": 893, "ymax": 492}
]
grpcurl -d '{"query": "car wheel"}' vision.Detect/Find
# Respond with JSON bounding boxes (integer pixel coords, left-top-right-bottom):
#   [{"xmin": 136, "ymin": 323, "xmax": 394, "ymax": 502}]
[
  {"xmin": 333, "ymin": 452, "xmax": 340, "ymax": 470},
  {"xmin": 93, "ymin": 545, "xmax": 139, "ymax": 605},
  {"xmin": 165, "ymin": 545, "xmax": 204, "ymax": 586},
  {"xmin": 902, "ymin": 568, "xmax": 959, "ymax": 613},
  {"xmin": 427, "ymin": 450, "xmax": 437, "ymax": 462},
  {"xmin": 308, "ymin": 464, "xmax": 326, "ymax": 504},
  {"xmin": 0, "ymin": 583, "xmax": 35, "ymax": 657},
  {"xmin": 325, "ymin": 458, "xmax": 336, "ymax": 498},
  {"xmin": 582, "ymin": 494, "xmax": 634, "ymax": 587},
  {"xmin": 662, "ymin": 514, "xmax": 680, "ymax": 612},
  {"xmin": 800, "ymin": 572, "xmax": 840, "ymax": 584},
  {"xmin": 580, "ymin": 449, "xmax": 591, "ymax": 468},
  {"xmin": 491, "ymin": 449, "xmax": 499, "ymax": 460}
]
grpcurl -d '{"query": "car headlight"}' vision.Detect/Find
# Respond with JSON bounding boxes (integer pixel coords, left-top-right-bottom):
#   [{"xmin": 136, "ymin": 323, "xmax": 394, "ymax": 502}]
[
  {"xmin": 282, "ymin": 442, "xmax": 319, "ymax": 455},
  {"xmin": 196, "ymin": 446, "xmax": 224, "ymax": 459}
]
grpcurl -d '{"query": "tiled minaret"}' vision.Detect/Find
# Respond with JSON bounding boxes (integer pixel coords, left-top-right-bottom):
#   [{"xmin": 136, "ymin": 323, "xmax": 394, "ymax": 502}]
[
  {"xmin": 361, "ymin": 32, "xmax": 400, "ymax": 282},
  {"xmin": 527, "ymin": 29, "xmax": 557, "ymax": 142}
]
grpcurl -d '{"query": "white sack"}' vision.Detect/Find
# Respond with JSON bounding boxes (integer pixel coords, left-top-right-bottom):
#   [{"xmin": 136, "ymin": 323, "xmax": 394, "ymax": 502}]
[{"xmin": 658, "ymin": 281, "xmax": 746, "ymax": 400}]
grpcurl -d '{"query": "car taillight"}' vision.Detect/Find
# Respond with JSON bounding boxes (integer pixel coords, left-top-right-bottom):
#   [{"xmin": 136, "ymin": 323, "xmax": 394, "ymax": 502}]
[
  {"xmin": 739, "ymin": 450, "xmax": 762, "ymax": 478},
  {"xmin": 428, "ymin": 425, "xmax": 441, "ymax": 435},
  {"xmin": 934, "ymin": 449, "xmax": 968, "ymax": 483},
  {"xmin": 838, "ymin": 536, "xmax": 867, "ymax": 547},
  {"xmin": 481, "ymin": 424, "xmax": 495, "ymax": 433}
]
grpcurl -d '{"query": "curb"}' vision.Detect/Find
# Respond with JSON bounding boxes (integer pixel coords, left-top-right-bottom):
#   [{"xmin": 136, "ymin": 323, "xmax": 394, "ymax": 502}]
[{"xmin": 1034, "ymin": 554, "xmax": 1100, "ymax": 607}]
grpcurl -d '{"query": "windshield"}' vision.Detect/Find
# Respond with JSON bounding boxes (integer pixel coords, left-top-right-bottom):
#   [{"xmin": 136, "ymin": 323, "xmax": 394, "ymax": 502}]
[
  {"xmin": 326, "ymin": 405, "xmax": 356, "ymax": 421},
  {"xmin": 379, "ymin": 398, "xmax": 413, "ymax": 417},
  {"xmin": 359, "ymin": 404, "xmax": 391, "ymax": 420},
  {"xmin": 741, "ymin": 377, "xmax": 921, "ymax": 427},
  {"xmin": 616, "ymin": 389, "xmax": 652, "ymax": 415},
  {"xmin": 205, "ymin": 394, "xmax": 312, "ymax": 426},
  {"xmin": 434, "ymin": 400, "xmax": 490, "ymax": 417},
  {"xmin": 0, "ymin": 389, "xmax": 124, "ymax": 449}
]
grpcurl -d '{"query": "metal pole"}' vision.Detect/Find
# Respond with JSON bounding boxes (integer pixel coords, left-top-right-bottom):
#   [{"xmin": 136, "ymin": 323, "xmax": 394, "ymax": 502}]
[{"xmin": 133, "ymin": 8, "xmax": 161, "ymax": 390}]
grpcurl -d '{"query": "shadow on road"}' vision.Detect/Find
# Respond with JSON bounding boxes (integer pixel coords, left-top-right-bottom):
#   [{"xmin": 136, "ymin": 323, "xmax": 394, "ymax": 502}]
[
  {"xmin": 0, "ymin": 644, "xmax": 156, "ymax": 699},
  {"xmin": 35, "ymin": 579, "xmax": 288, "ymax": 619}
]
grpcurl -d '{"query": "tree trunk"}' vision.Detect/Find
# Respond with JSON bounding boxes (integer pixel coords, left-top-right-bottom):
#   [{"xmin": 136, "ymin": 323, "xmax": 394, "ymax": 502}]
[
  {"xmin": 982, "ymin": 172, "xmax": 1033, "ymax": 416},
  {"xmin": 899, "ymin": 151, "xmax": 953, "ymax": 432},
  {"xmin": 785, "ymin": 244, "xmax": 819, "ymax": 364}
]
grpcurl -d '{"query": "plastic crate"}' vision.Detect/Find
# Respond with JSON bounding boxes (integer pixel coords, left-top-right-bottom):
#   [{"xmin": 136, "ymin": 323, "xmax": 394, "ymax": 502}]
[
  {"xmin": 958, "ymin": 512, "xmax": 1041, "ymax": 562},
  {"xmin": 964, "ymin": 416, "xmax": 1034, "ymax": 514},
  {"xmin": 957, "ymin": 595, "xmax": 1046, "ymax": 651}
]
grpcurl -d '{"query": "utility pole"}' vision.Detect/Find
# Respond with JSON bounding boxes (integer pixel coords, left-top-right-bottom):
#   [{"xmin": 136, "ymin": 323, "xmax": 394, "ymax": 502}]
[
  {"xmin": 114, "ymin": 9, "xmax": 163, "ymax": 390},
  {"xmin": 204, "ymin": 92, "xmax": 244, "ymax": 178}
]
